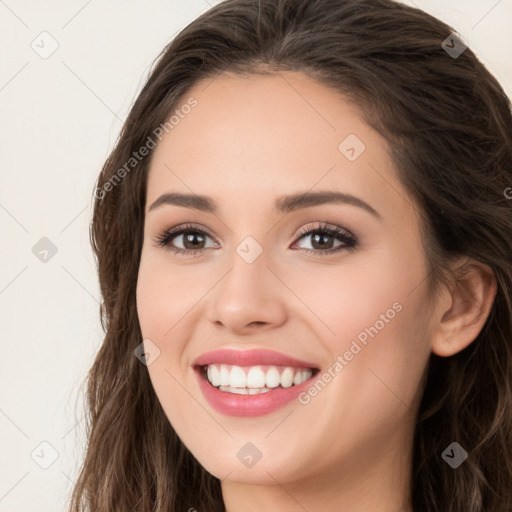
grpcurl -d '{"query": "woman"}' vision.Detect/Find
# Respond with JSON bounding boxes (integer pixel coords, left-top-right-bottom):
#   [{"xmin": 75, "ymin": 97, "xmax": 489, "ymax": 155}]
[{"xmin": 69, "ymin": 0, "xmax": 512, "ymax": 510}]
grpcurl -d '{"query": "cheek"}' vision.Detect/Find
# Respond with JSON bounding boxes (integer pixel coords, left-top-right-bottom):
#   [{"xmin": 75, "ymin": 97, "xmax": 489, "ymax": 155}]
[
  {"xmin": 283, "ymin": 243, "xmax": 427, "ymax": 350},
  {"xmin": 291, "ymin": 243, "xmax": 431, "ymax": 407},
  {"xmin": 291, "ymin": 288, "xmax": 430, "ymax": 476},
  {"xmin": 135, "ymin": 253, "xmax": 204, "ymax": 391},
  {"xmin": 136, "ymin": 253, "xmax": 199, "ymax": 337},
  {"xmin": 135, "ymin": 257, "xmax": 199, "ymax": 436},
  {"xmin": 300, "ymin": 256, "xmax": 431, "ymax": 427}
]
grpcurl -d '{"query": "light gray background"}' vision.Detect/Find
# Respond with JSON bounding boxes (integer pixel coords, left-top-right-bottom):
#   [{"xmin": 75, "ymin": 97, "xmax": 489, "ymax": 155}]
[{"xmin": 1, "ymin": 1, "xmax": 511, "ymax": 510}]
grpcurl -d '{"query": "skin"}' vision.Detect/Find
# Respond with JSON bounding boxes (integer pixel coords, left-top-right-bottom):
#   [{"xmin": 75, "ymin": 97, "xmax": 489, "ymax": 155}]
[{"xmin": 136, "ymin": 70, "xmax": 496, "ymax": 512}]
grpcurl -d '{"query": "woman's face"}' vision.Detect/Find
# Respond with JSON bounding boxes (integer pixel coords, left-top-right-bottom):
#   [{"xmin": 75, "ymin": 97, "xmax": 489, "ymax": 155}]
[{"xmin": 136, "ymin": 71, "xmax": 435, "ymax": 488}]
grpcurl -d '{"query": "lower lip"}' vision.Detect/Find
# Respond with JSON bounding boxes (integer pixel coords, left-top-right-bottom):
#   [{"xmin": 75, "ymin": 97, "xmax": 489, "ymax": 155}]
[{"xmin": 194, "ymin": 366, "xmax": 317, "ymax": 417}]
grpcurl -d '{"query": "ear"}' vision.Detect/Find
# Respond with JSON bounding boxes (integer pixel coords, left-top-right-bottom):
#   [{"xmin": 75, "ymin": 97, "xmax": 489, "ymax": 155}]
[{"xmin": 431, "ymin": 258, "xmax": 497, "ymax": 357}]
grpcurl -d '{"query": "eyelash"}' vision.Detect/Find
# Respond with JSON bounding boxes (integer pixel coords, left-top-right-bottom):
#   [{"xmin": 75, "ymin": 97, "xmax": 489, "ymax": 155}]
[{"xmin": 153, "ymin": 222, "xmax": 357, "ymax": 257}]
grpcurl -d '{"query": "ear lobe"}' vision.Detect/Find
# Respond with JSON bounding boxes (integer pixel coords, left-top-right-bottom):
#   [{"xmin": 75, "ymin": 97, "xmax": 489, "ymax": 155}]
[{"xmin": 431, "ymin": 259, "xmax": 497, "ymax": 357}]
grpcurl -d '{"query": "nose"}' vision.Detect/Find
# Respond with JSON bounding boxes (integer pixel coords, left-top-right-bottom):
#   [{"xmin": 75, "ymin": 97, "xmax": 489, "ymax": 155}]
[{"xmin": 205, "ymin": 247, "xmax": 288, "ymax": 335}]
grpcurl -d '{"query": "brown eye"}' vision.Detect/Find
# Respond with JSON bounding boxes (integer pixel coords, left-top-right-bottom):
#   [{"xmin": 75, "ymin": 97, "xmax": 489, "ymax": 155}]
[
  {"xmin": 155, "ymin": 224, "xmax": 218, "ymax": 256},
  {"xmin": 153, "ymin": 221, "xmax": 357, "ymax": 257},
  {"xmin": 292, "ymin": 222, "xmax": 357, "ymax": 255}
]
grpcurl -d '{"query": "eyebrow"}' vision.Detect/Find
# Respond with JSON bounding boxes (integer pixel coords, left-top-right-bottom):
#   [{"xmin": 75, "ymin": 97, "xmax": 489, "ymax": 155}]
[{"xmin": 148, "ymin": 190, "xmax": 381, "ymax": 219}]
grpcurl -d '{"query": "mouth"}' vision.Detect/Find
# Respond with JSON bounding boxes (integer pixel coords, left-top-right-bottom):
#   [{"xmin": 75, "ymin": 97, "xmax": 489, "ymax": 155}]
[
  {"xmin": 191, "ymin": 348, "xmax": 322, "ymax": 416},
  {"xmin": 195, "ymin": 363, "xmax": 320, "ymax": 395}
]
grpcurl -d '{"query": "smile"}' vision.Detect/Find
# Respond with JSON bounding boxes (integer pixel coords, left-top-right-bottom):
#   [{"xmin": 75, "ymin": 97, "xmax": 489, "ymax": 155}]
[
  {"xmin": 192, "ymin": 348, "xmax": 320, "ymax": 417},
  {"xmin": 201, "ymin": 363, "xmax": 315, "ymax": 394}
]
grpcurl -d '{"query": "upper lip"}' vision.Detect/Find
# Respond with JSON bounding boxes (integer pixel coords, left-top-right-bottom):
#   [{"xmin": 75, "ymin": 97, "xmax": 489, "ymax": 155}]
[{"xmin": 193, "ymin": 348, "xmax": 320, "ymax": 369}]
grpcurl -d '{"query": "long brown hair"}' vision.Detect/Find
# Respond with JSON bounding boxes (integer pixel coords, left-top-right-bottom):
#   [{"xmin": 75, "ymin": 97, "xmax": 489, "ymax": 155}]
[{"xmin": 68, "ymin": 0, "xmax": 512, "ymax": 510}]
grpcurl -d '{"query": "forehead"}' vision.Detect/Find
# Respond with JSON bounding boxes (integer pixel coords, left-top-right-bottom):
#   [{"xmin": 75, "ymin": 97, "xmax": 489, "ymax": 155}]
[{"xmin": 146, "ymin": 71, "xmax": 412, "ymax": 221}]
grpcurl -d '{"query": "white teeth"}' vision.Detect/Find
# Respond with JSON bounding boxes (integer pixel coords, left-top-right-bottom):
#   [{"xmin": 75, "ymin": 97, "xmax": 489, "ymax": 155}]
[
  {"xmin": 218, "ymin": 386, "xmax": 272, "ymax": 394},
  {"xmin": 281, "ymin": 367, "xmax": 294, "ymax": 388},
  {"xmin": 247, "ymin": 366, "xmax": 267, "ymax": 388},
  {"xmin": 208, "ymin": 365, "xmax": 221, "ymax": 387},
  {"xmin": 220, "ymin": 364, "xmax": 230, "ymax": 386},
  {"xmin": 265, "ymin": 367, "xmax": 281, "ymax": 388},
  {"xmin": 219, "ymin": 386, "xmax": 248, "ymax": 394},
  {"xmin": 302, "ymin": 369, "xmax": 312, "ymax": 382},
  {"xmin": 229, "ymin": 366, "xmax": 246, "ymax": 388},
  {"xmin": 204, "ymin": 364, "xmax": 315, "ymax": 392}
]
